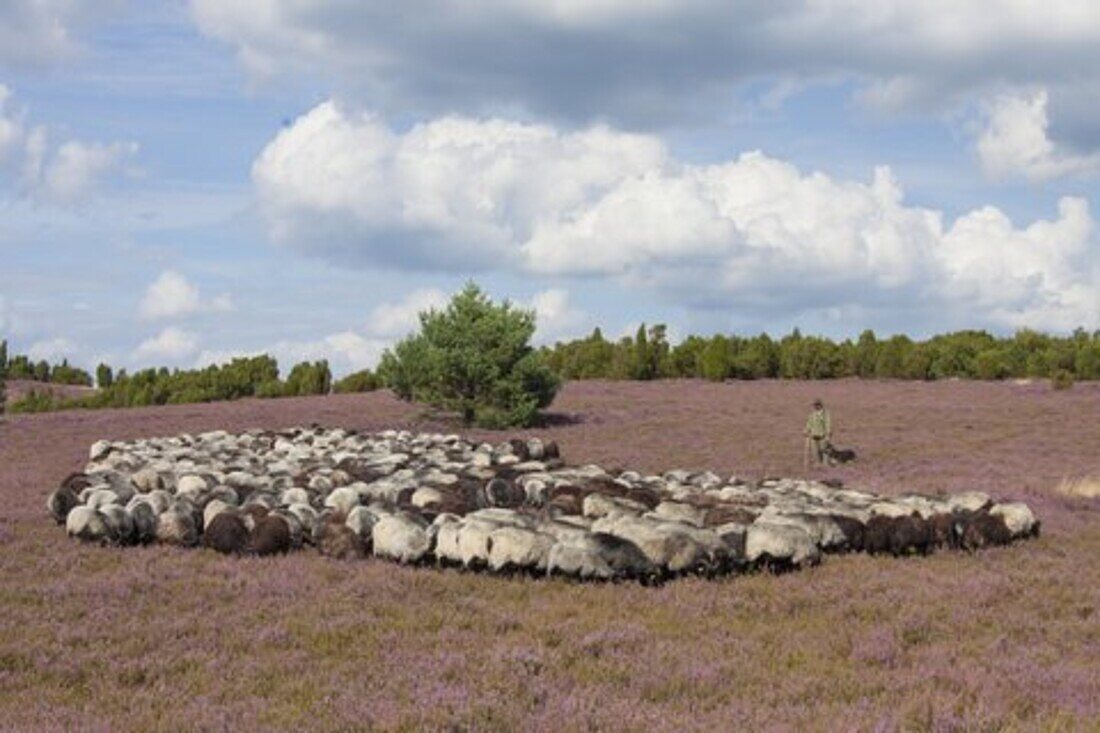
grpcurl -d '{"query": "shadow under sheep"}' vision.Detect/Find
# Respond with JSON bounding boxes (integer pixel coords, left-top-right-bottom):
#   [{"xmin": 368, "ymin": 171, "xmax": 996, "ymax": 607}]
[{"xmin": 47, "ymin": 427, "xmax": 1040, "ymax": 584}]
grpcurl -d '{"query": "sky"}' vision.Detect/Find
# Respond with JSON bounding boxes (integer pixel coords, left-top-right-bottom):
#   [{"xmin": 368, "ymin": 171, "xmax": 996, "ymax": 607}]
[{"xmin": 1, "ymin": 1, "xmax": 1099, "ymax": 377}]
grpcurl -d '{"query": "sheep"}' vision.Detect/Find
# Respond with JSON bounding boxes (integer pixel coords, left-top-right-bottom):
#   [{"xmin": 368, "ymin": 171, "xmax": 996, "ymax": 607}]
[
  {"xmin": 46, "ymin": 486, "xmax": 79, "ymax": 524},
  {"xmin": 863, "ymin": 514, "xmax": 932, "ymax": 557},
  {"xmin": 317, "ymin": 522, "xmax": 366, "ymax": 560},
  {"xmin": 372, "ymin": 514, "xmax": 432, "ymax": 564},
  {"xmin": 85, "ymin": 489, "xmax": 121, "ymax": 511},
  {"xmin": 583, "ymin": 493, "xmax": 647, "ymax": 519},
  {"xmin": 546, "ymin": 542, "xmax": 614, "ymax": 581},
  {"xmin": 457, "ymin": 517, "xmax": 501, "ymax": 568},
  {"xmin": 487, "ymin": 527, "xmax": 557, "ymax": 573},
  {"xmin": 324, "ymin": 486, "xmax": 361, "ymax": 515},
  {"xmin": 66, "ymin": 506, "xmax": 109, "ymax": 543},
  {"xmin": 484, "ymin": 477, "xmax": 526, "ymax": 508},
  {"xmin": 129, "ymin": 501, "xmax": 157, "ymax": 544},
  {"xmin": 203, "ymin": 499, "xmax": 234, "ymax": 531},
  {"xmin": 155, "ymin": 507, "xmax": 199, "ymax": 547},
  {"xmin": 249, "ymin": 514, "xmax": 292, "ymax": 556},
  {"xmin": 744, "ymin": 521, "xmax": 821, "ymax": 569},
  {"xmin": 703, "ymin": 504, "xmax": 758, "ymax": 529},
  {"xmin": 100, "ymin": 505, "xmax": 136, "ymax": 545},
  {"xmin": 203, "ymin": 512, "xmax": 250, "ymax": 554},
  {"xmin": 990, "ymin": 503, "xmax": 1040, "ymax": 538},
  {"xmin": 955, "ymin": 511, "xmax": 1013, "ymax": 551},
  {"xmin": 650, "ymin": 501, "xmax": 707, "ymax": 528},
  {"xmin": 433, "ymin": 515, "xmax": 465, "ymax": 565}
]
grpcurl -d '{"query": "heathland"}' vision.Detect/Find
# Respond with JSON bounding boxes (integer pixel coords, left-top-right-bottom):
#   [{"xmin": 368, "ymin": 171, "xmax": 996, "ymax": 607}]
[{"xmin": 1, "ymin": 379, "xmax": 1098, "ymax": 731}]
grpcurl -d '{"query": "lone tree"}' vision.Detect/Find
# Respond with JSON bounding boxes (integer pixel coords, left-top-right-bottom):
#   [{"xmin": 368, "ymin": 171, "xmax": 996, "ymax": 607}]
[{"xmin": 378, "ymin": 283, "xmax": 560, "ymax": 428}]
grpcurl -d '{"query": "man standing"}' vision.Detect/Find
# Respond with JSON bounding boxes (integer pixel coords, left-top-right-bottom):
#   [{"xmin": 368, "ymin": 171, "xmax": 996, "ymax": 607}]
[{"xmin": 804, "ymin": 398, "xmax": 831, "ymax": 468}]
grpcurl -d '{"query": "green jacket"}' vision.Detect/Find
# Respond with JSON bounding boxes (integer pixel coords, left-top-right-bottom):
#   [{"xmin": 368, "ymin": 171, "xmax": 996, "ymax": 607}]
[{"xmin": 805, "ymin": 409, "xmax": 831, "ymax": 439}]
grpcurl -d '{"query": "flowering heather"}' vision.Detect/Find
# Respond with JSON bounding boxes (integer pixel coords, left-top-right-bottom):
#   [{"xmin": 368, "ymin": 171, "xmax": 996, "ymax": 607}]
[{"xmin": 1, "ymin": 380, "xmax": 1098, "ymax": 731}]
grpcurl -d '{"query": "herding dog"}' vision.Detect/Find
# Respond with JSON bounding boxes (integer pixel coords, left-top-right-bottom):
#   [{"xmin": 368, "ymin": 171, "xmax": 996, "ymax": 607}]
[{"xmin": 822, "ymin": 441, "xmax": 857, "ymax": 465}]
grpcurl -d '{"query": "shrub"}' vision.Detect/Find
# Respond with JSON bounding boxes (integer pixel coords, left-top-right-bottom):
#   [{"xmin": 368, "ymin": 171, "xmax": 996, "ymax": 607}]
[
  {"xmin": 255, "ymin": 379, "xmax": 286, "ymax": 399},
  {"xmin": 1051, "ymin": 368, "xmax": 1075, "ymax": 391},
  {"xmin": 333, "ymin": 369, "xmax": 380, "ymax": 393},
  {"xmin": 284, "ymin": 360, "xmax": 332, "ymax": 396},
  {"xmin": 9, "ymin": 389, "xmax": 65, "ymax": 414},
  {"xmin": 96, "ymin": 363, "xmax": 114, "ymax": 388},
  {"xmin": 379, "ymin": 283, "xmax": 560, "ymax": 427}
]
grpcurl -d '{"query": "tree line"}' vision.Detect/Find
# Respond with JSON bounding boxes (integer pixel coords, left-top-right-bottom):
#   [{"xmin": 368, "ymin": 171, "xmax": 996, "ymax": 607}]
[
  {"xmin": 0, "ymin": 343, "xmax": 381, "ymax": 414},
  {"xmin": 540, "ymin": 326, "xmax": 1100, "ymax": 385},
  {"xmin": 4, "ymin": 310, "xmax": 1098, "ymax": 420}
]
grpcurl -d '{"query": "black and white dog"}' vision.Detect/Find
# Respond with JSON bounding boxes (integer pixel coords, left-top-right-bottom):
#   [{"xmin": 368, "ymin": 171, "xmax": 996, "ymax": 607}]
[{"xmin": 822, "ymin": 442, "xmax": 857, "ymax": 465}]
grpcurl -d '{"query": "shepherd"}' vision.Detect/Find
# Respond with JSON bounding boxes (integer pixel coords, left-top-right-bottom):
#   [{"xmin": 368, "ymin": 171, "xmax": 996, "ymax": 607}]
[{"xmin": 804, "ymin": 398, "xmax": 831, "ymax": 469}]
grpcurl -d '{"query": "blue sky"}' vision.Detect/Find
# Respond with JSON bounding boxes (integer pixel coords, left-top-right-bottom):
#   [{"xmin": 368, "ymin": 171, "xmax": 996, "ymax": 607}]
[{"xmin": 1, "ymin": 1, "xmax": 1098, "ymax": 376}]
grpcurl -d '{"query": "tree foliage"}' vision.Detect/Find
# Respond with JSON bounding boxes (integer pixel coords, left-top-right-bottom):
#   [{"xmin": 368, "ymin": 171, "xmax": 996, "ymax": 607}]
[
  {"xmin": 333, "ymin": 369, "xmax": 381, "ymax": 393},
  {"xmin": 378, "ymin": 283, "xmax": 560, "ymax": 427},
  {"xmin": 540, "ymin": 326, "xmax": 1100, "ymax": 383}
]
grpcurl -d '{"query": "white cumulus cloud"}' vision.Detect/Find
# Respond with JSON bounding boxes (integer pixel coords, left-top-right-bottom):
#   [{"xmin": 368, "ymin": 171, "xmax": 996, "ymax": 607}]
[
  {"xmin": 195, "ymin": 331, "xmax": 389, "ymax": 376},
  {"xmin": 365, "ymin": 288, "xmax": 449, "ymax": 337},
  {"xmin": 139, "ymin": 270, "xmax": 234, "ymax": 321},
  {"xmin": 0, "ymin": 84, "xmax": 137, "ymax": 203},
  {"xmin": 527, "ymin": 288, "xmax": 587, "ymax": 343},
  {"xmin": 26, "ymin": 336, "xmax": 78, "ymax": 363},
  {"xmin": 254, "ymin": 102, "xmax": 1100, "ymax": 331},
  {"xmin": 977, "ymin": 89, "xmax": 1100, "ymax": 181},
  {"xmin": 134, "ymin": 327, "xmax": 199, "ymax": 362}
]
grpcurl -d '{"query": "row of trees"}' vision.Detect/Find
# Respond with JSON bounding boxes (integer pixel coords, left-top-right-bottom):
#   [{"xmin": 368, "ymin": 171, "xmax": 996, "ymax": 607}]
[
  {"xmin": 5, "ymin": 284, "xmax": 1099, "ymax": 426},
  {"xmin": 6, "ymin": 356, "xmax": 382, "ymax": 414},
  {"xmin": 541, "ymin": 326, "xmax": 1100, "ymax": 383},
  {"xmin": 0, "ymin": 340, "xmax": 94, "ymax": 386}
]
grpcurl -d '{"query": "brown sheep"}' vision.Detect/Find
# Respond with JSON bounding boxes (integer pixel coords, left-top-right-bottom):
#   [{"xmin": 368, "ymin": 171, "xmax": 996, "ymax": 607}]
[
  {"xmin": 548, "ymin": 493, "xmax": 583, "ymax": 516},
  {"xmin": 956, "ymin": 511, "xmax": 1013, "ymax": 551},
  {"xmin": 317, "ymin": 523, "xmax": 366, "ymax": 560},
  {"xmin": 203, "ymin": 512, "xmax": 250, "ymax": 555},
  {"xmin": 703, "ymin": 505, "xmax": 758, "ymax": 528},
  {"xmin": 625, "ymin": 486, "xmax": 662, "ymax": 511},
  {"xmin": 249, "ymin": 514, "xmax": 292, "ymax": 556},
  {"xmin": 864, "ymin": 514, "xmax": 932, "ymax": 556}
]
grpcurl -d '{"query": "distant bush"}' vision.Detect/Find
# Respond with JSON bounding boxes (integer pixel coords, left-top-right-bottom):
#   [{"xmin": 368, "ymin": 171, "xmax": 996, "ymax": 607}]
[
  {"xmin": 9, "ymin": 389, "xmax": 72, "ymax": 414},
  {"xmin": 84, "ymin": 355, "xmax": 282, "ymax": 409},
  {"xmin": 96, "ymin": 363, "xmax": 114, "ymax": 388},
  {"xmin": 1051, "ymin": 369, "xmax": 1075, "ymax": 391},
  {"xmin": 284, "ymin": 360, "xmax": 332, "ymax": 396},
  {"xmin": 255, "ymin": 379, "xmax": 286, "ymax": 399},
  {"xmin": 49, "ymin": 360, "xmax": 93, "ymax": 386},
  {"xmin": 379, "ymin": 283, "xmax": 560, "ymax": 427},
  {"xmin": 333, "ymin": 369, "xmax": 380, "ymax": 393}
]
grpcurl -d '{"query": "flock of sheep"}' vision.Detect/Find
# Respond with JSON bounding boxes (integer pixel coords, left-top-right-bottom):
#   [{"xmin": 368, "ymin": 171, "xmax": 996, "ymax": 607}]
[{"xmin": 47, "ymin": 426, "xmax": 1040, "ymax": 581}]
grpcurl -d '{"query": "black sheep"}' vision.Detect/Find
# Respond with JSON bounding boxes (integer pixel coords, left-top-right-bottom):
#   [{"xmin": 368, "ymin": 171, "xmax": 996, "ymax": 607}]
[{"xmin": 829, "ymin": 514, "xmax": 866, "ymax": 552}]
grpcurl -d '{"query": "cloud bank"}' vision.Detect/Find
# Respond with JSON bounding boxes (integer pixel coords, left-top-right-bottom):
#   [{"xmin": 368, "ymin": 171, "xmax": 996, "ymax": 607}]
[{"xmin": 254, "ymin": 102, "xmax": 1100, "ymax": 332}]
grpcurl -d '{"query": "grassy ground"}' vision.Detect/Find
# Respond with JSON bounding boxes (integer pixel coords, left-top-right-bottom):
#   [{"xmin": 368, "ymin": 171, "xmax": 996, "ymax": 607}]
[{"xmin": 1, "ymin": 379, "xmax": 1098, "ymax": 731}]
